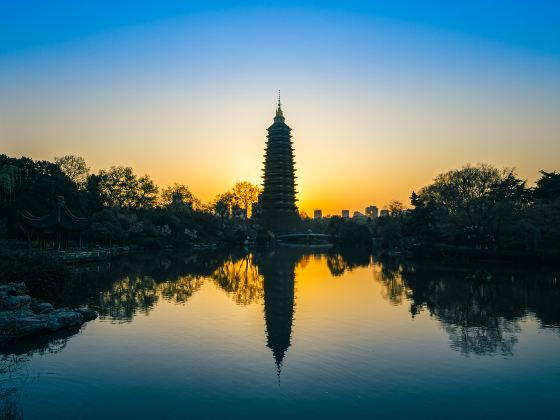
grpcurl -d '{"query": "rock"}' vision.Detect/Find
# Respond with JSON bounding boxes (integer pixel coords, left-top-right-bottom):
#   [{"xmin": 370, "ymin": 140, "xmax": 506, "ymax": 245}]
[
  {"xmin": 75, "ymin": 308, "xmax": 98, "ymax": 321},
  {"xmin": 31, "ymin": 302, "xmax": 54, "ymax": 314},
  {"xmin": 0, "ymin": 283, "xmax": 98, "ymax": 341},
  {"xmin": 0, "ymin": 282, "xmax": 27, "ymax": 295},
  {"xmin": 46, "ymin": 309, "xmax": 83, "ymax": 331},
  {"xmin": 0, "ymin": 294, "xmax": 31, "ymax": 310},
  {"xmin": 0, "ymin": 312, "xmax": 48, "ymax": 338}
]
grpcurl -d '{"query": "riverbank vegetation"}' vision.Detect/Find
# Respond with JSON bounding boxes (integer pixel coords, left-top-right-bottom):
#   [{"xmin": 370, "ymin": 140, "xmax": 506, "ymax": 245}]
[
  {"xmin": 295, "ymin": 163, "xmax": 560, "ymax": 262},
  {"xmin": 374, "ymin": 164, "xmax": 560, "ymax": 262},
  {"xmin": 0, "ymin": 153, "xmax": 261, "ymax": 251},
  {"xmin": 1, "ymin": 154, "xmax": 559, "ymax": 262}
]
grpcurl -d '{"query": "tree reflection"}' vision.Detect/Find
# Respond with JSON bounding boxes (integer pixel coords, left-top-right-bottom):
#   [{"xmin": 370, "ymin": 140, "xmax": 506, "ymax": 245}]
[
  {"xmin": 95, "ymin": 252, "xmax": 227, "ymax": 321},
  {"xmin": 95, "ymin": 250, "xmax": 300, "ymax": 375},
  {"xmin": 373, "ymin": 255, "xmax": 560, "ymax": 356},
  {"xmin": 444, "ymin": 318, "xmax": 519, "ymax": 356},
  {"xmin": 210, "ymin": 255, "xmax": 263, "ymax": 305},
  {"xmin": 159, "ymin": 276, "xmax": 204, "ymax": 304},
  {"xmin": 371, "ymin": 261, "xmax": 410, "ymax": 305},
  {"xmin": 18, "ymin": 249, "xmax": 559, "ymax": 371},
  {"xmin": 100, "ymin": 275, "xmax": 160, "ymax": 321},
  {"xmin": 326, "ymin": 249, "xmax": 371, "ymax": 277},
  {"xmin": 326, "ymin": 254, "xmax": 346, "ymax": 277}
]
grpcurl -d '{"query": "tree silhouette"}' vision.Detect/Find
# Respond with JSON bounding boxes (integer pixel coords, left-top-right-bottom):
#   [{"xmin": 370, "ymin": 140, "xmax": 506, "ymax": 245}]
[
  {"xmin": 54, "ymin": 154, "xmax": 89, "ymax": 187},
  {"xmin": 230, "ymin": 181, "xmax": 261, "ymax": 218}
]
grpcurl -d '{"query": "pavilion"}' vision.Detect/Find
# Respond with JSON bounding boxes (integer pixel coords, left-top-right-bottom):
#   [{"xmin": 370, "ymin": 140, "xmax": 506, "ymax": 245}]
[{"xmin": 20, "ymin": 196, "xmax": 91, "ymax": 250}]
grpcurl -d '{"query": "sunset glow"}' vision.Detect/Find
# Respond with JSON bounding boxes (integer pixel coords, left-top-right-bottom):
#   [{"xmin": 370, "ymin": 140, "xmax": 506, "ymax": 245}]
[{"xmin": 2, "ymin": 2, "xmax": 559, "ymax": 214}]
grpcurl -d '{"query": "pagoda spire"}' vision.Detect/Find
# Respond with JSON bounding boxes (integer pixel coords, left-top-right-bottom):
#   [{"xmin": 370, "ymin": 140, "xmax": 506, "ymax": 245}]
[{"xmin": 276, "ymin": 90, "xmax": 283, "ymax": 117}]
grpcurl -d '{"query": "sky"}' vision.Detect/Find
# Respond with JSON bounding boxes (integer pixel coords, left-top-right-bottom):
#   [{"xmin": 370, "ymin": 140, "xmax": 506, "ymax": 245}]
[{"xmin": 1, "ymin": 1, "xmax": 559, "ymax": 215}]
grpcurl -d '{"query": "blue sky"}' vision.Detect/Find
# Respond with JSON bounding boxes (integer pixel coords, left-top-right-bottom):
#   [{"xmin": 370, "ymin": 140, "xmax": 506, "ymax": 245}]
[
  {"xmin": 2, "ymin": 1, "xmax": 559, "ymax": 54},
  {"xmin": 1, "ymin": 1, "xmax": 559, "ymax": 213}
]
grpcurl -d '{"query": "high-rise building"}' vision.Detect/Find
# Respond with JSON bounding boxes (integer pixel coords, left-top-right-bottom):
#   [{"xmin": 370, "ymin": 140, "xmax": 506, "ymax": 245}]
[
  {"xmin": 365, "ymin": 205, "xmax": 379, "ymax": 218},
  {"xmin": 380, "ymin": 209, "xmax": 389, "ymax": 217},
  {"xmin": 314, "ymin": 209, "xmax": 322, "ymax": 220},
  {"xmin": 342, "ymin": 209, "xmax": 350, "ymax": 218},
  {"xmin": 259, "ymin": 93, "xmax": 299, "ymax": 232}
]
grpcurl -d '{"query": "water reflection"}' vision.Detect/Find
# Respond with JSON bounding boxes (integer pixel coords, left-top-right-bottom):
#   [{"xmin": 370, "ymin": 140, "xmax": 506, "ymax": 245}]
[
  {"xmin": 1, "ymin": 326, "xmax": 86, "ymax": 419},
  {"xmin": 13, "ymin": 250, "xmax": 560, "ymax": 361},
  {"xmin": 373, "ymin": 256, "xmax": 560, "ymax": 356},
  {"xmin": 255, "ymin": 249, "xmax": 300, "ymax": 376},
  {"xmin": 0, "ymin": 354, "xmax": 25, "ymax": 419},
  {"xmin": 212, "ymin": 255, "xmax": 263, "ymax": 305},
  {"xmin": 3, "ymin": 250, "xmax": 560, "ymax": 372},
  {"xmin": 2, "ymin": 250, "xmax": 560, "ymax": 417}
]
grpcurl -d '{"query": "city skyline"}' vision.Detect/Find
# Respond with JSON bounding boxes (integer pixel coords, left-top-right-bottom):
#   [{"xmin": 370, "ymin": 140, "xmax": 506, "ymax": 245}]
[{"xmin": 1, "ymin": 1, "xmax": 559, "ymax": 215}]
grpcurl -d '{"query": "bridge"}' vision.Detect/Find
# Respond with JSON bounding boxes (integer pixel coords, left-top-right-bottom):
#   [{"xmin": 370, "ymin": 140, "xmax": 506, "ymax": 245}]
[{"xmin": 276, "ymin": 233, "xmax": 333, "ymax": 247}]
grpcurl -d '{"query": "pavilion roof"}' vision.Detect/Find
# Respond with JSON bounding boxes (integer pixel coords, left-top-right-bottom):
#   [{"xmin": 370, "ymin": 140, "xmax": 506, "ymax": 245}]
[{"xmin": 21, "ymin": 196, "xmax": 91, "ymax": 231}]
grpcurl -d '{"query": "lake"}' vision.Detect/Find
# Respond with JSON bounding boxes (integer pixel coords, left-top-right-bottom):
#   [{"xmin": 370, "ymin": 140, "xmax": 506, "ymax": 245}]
[{"xmin": 2, "ymin": 248, "xmax": 560, "ymax": 419}]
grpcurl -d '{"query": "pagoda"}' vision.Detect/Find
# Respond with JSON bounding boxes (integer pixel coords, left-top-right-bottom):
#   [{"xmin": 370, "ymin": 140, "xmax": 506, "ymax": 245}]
[{"xmin": 259, "ymin": 92, "xmax": 299, "ymax": 232}]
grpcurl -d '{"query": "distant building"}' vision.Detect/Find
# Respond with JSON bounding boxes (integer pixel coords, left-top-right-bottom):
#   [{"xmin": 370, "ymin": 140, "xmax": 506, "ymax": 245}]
[
  {"xmin": 314, "ymin": 209, "xmax": 323, "ymax": 220},
  {"xmin": 365, "ymin": 205, "xmax": 379, "ymax": 219},
  {"xmin": 341, "ymin": 210, "xmax": 350, "ymax": 218},
  {"xmin": 352, "ymin": 211, "xmax": 368, "ymax": 224},
  {"xmin": 380, "ymin": 209, "xmax": 389, "ymax": 217}
]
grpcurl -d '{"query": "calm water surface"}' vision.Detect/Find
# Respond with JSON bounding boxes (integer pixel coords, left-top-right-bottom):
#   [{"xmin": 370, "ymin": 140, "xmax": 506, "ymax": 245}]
[{"xmin": 2, "ymin": 249, "xmax": 560, "ymax": 419}]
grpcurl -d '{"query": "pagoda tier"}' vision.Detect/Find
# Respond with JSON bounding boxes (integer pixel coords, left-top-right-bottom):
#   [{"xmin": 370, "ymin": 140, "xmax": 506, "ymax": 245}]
[{"xmin": 258, "ymin": 95, "xmax": 300, "ymax": 231}]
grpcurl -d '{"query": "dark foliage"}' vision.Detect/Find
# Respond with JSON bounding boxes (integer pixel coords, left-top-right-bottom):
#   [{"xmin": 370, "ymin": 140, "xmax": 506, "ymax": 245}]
[
  {"xmin": 0, "ymin": 154, "xmax": 248, "ymax": 250},
  {"xmin": 327, "ymin": 216, "xmax": 373, "ymax": 248},
  {"xmin": 374, "ymin": 164, "xmax": 560, "ymax": 262}
]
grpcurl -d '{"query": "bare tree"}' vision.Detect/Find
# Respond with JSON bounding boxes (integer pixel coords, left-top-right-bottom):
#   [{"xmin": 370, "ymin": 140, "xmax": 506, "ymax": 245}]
[
  {"xmin": 54, "ymin": 154, "xmax": 90, "ymax": 186},
  {"xmin": 230, "ymin": 181, "xmax": 261, "ymax": 218}
]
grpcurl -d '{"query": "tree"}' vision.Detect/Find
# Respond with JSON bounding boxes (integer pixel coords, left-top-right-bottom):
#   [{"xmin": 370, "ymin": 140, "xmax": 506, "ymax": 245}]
[
  {"xmin": 84, "ymin": 209, "xmax": 126, "ymax": 243},
  {"xmin": 416, "ymin": 163, "xmax": 528, "ymax": 248},
  {"xmin": 213, "ymin": 192, "xmax": 234, "ymax": 225},
  {"xmin": 405, "ymin": 191, "xmax": 439, "ymax": 247},
  {"xmin": 135, "ymin": 175, "xmax": 159, "ymax": 209},
  {"xmin": 97, "ymin": 166, "xmax": 158, "ymax": 209},
  {"xmin": 230, "ymin": 181, "xmax": 261, "ymax": 218},
  {"xmin": 533, "ymin": 171, "xmax": 560, "ymax": 202},
  {"xmin": 529, "ymin": 171, "xmax": 560, "ymax": 249},
  {"xmin": 98, "ymin": 166, "xmax": 136, "ymax": 208},
  {"xmin": 327, "ymin": 216, "xmax": 372, "ymax": 248},
  {"xmin": 160, "ymin": 183, "xmax": 201, "ymax": 209},
  {"xmin": 388, "ymin": 200, "xmax": 405, "ymax": 217},
  {"xmin": 0, "ymin": 165, "xmax": 20, "ymax": 202},
  {"xmin": 0, "ymin": 155, "xmax": 79, "ymax": 216},
  {"xmin": 54, "ymin": 154, "xmax": 90, "ymax": 187}
]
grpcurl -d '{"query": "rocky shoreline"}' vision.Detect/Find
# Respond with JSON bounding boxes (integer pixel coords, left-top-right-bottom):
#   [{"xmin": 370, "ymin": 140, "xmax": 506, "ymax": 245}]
[{"xmin": 0, "ymin": 282, "xmax": 98, "ymax": 343}]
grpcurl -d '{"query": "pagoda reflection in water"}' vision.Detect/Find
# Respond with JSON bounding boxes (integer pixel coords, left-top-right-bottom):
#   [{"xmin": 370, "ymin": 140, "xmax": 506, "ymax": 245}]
[{"xmin": 254, "ymin": 248, "xmax": 302, "ymax": 377}]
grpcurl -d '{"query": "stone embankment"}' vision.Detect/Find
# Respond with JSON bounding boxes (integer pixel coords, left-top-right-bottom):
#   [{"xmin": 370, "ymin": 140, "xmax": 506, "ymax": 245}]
[{"xmin": 0, "ymin": 282, "xmax": 97, "ymax": 342}]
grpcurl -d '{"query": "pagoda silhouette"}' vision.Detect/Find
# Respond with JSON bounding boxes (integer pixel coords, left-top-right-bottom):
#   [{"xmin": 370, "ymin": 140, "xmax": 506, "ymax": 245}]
[{"xmin": 258, "ymin": 92, "xmax": 300, "ymax": 232}]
